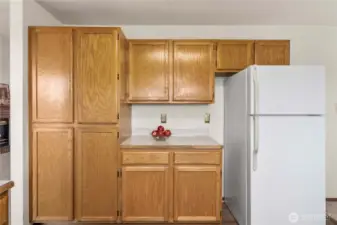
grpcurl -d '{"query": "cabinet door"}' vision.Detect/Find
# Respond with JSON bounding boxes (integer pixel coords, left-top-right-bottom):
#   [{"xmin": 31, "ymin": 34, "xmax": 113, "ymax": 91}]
[
  {"xmin": 129, "ymin": 41, "xmax": 169, "ymax": 102},
  {"xmin": 121, "ymin": 166, "xmax": 169, "ymax": 222},
  {"xmin": 173, "ymin": 41, "xmax": 214, "ymax": 102},
  {"xmin": 255, "ymin": 40, "xmax": 290, "ymax": 65},
  {"xmin": 174, "ymin": 166, "xmax": 221, "ymax": 222},
  {"xmin": 0, "ymin": 192, "xmax": 8, "ymax": 225},
  {"xmin": 75, "ymin": 29, "xmax": 118, "ymax": 124},
  {"xmin": 217, "ymin": 40, "xmax": 254, "ymax": 71},
  {"xmin": 75, "ymin": 126, "xmax": 118, "ymax": 222},
  {"xmin": 30, "ymin": 27, "xmax": 73, "ymax": 123},
  {"xmin": 32, "ymin": 127, "xmax": 73, "ymax": 221}
]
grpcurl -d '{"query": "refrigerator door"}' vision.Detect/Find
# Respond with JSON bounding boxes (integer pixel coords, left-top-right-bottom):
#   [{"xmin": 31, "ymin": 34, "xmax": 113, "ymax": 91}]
[
  {"xmin": 249, "ymin": 65, "xmax": 325, "ymax": 115},
  {"xmin": 249, "ymin": 116, "xmax": 325, "ymax": 225}
]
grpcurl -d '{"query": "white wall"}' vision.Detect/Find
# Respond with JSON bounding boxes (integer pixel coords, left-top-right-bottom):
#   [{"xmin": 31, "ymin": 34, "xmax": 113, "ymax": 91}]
[
  {"xmin": 0, "ymin": 35, "xmax": 10, "ymax": 181},
  {"xmin": 10, "ymin": 1, "xmax": 62, "ymax": 224},
  {"xmin": 121, "ymin": 25, "xmax": 337, "ymax": 197},
  {"xmin": 131, "ymin": 77, "xmax": 225, "ymax": 145},
  {"xmin": 0, "ymin": 36, "xmax": 9, "ymax": 84}
]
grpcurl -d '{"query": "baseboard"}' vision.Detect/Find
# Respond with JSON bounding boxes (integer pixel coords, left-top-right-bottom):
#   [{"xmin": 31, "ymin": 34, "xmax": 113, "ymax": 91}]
[{"xmin": 327, "ymin": 198, "xmax": 337, "ymax": 201}]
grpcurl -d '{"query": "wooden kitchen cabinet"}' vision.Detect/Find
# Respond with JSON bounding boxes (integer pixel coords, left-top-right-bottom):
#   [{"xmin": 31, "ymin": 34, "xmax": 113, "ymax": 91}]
[
  {"xmin": 75, "ymin": 126, "xmax": 118, "ymax": 222},
  {"xmin": 30, "ymin": 27, "xmax": 73, "ymax": 123},
  {"xmin": 121, "ymin": 166, "xmax": 169, "ymax": 222},
  {"xmin": 216, "ymin": 40, "xmax": 254, "ymax": 72},
  {"xmin": 74, "ymin": 28, "xmax": 119, "ymax": 124},
  {"xmin": 129, "ymin": 41, "xmax": 170, "ymax": 102},
  {"xmin": 29, "ymin": 27, "xmax": 131, "ymax": 223},
  {"xmin": 121, "ymin": 151, "xmax": 170, "ymax": 222},
  {"xmin": 174, "ymin": 166, "xmax": 221, "ymax": 222},
  {"xmin": 173, "ymin": 41, "xmax": 214, "ymax": 102},
  {"xmin": 120, "ymin": 149, "xmax": 222, "ymax": 223},
  {"xmin": 255, "ymin": 40, "xmax": 290, "ymax": 65},
  {"xmin": 0, "ymin": 191, "xmax": 9, "ymax": 225},
  {"xmin": 31, "ymin": 127, "xmax": 73, "ymax": 221}
]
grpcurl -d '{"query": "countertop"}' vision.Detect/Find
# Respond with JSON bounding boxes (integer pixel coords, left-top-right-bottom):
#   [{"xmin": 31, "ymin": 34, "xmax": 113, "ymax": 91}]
[
  {"xmin": 121, "ymin": 135, "xmax": 222, "ymax": 149},
  {"xmin": 0, "ymin": 180, "xmax": 14, "ymax": 194}
]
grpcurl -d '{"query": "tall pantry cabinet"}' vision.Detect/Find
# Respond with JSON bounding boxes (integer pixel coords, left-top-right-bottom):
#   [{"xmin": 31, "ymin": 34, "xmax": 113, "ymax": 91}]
[{"xmin": 29, "ymin": 27, "xmax": 130, "ymax": 222}]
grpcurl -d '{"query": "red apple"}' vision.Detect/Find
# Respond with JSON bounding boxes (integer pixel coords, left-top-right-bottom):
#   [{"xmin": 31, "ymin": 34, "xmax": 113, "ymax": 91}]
[
  {"xmin": 157, "ymin": 125, "xmax": 165, "ymax": 132},
  {"xmin": 151, "ymin": 130, "xmax": 158, "ymax": 137},
  {"xmin": 164, "ymin": 130, "xmax": 171, "ymax": 137},
  {"xmin": 158, "ymin": 130, "xmax": 165, "ymax": 137}
]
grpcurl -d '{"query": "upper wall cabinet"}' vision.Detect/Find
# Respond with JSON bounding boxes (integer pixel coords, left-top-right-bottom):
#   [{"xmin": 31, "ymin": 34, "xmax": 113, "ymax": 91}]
[
  {"xmin": 216, "ymin": 40, "xmax": 254, "ymax": 72},
  {"xmin": 127, "ymin": 39, "xmax": 290, "ymax": 104},
  {"xmin": 129, "ymin": 41, "xmax": 170, "ymax": 102},
  {"xmin": 255, "ymin": 40, "xmax": 290, "ymax": 65},
  {"xmin": 74, "ymin": 28, "xmax": 119, "ymax": 124},
  {"xmin": 173, "ymin": 41, "xmax": 214, "ymax": 103},
  {"xmin": 30, "ymin": 27, "xmax": 73, "ymax": 123}
]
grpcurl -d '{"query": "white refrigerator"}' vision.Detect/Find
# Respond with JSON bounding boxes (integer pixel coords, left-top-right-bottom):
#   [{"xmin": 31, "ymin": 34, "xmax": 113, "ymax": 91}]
[{"xmin": 224, "ymin": 65, "xmax": 325, "ymax": 225}]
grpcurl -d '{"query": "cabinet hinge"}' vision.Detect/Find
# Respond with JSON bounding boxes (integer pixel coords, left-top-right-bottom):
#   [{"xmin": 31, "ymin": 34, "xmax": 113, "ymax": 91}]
[
  {"xmin": 117, "ymin": 132, "xmax": 119, "ymax": 139},
  {"xmin": 117, "ymin": 74, "xmax": 120, "ymax": 80},
  {"xmin": 118, "ymin": 210, "xmax": 122, "ymax": 217},
  {"xmin": 117, "ymin": 168, "xmax": 122, "ymax": 177},
  {"xmin": 220, "ymin": 210, "xmax": 222, "ymax": 217},
  {"xmin": 117, "ymin": 33, "xmax": 119, "ymax": 40},
  {"xmin": 117, "ymin": 113, "xmax": 119, "ymax": 120}
]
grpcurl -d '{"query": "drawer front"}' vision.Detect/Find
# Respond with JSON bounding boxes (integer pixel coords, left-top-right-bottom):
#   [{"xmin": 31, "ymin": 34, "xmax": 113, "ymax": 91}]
[
  {"xmin": 122, "ymin": 152, "xmax": 169, "ymax": 165},
  {"xmin": 174, "ymin": 152, "xmax": 221, "ymax": 165}
]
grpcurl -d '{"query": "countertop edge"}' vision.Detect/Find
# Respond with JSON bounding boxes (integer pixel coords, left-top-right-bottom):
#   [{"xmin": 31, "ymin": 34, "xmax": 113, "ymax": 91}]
[
  {"xmin": 121, "ymin": 145, "xmax": 223, "ymax": 150},
  {"xmin": 0, "ymin": 181, "xmax": 14, "ymax": 195}
]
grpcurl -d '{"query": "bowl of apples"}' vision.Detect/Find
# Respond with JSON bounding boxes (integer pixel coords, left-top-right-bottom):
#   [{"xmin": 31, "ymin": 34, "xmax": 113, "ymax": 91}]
[{"xmin": 151, "ymin": 125, "xmax": 171, "ymax": 141}]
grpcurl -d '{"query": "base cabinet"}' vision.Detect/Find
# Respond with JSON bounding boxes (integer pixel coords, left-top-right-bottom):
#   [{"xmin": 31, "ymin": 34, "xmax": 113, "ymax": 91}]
[
  {"xmin": 0, "ymin": 191, "xmax": 9, "ymax": 225},
  {"xmin": 174, "ymin": 166, "xmax": 221, "ymax": 222},
  {"xmin": 120, "ymin": 150, "xmax": 222, "ymax": 223},
  {"xmin": 121, "ymin": 166, "xmax": 169, "ymax": 222}
]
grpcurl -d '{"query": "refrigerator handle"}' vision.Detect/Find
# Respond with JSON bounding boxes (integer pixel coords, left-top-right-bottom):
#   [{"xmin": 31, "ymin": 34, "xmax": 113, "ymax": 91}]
[{"xmin": 253, "ymin": 69, "xmax": 259, "ymax": 171}]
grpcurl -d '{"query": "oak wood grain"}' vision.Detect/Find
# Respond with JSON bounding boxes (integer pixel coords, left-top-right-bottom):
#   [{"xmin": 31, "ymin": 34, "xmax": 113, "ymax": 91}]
[
  {"xmin": 32, "ymin": 127, "xmax": 73, "ymax": 221},
  {"xmin": 0, "ymin": 182, "xmax": 13, "ymax": 195},
  {"xmin": 129, "ymin": 41, "xmax": 170, "ymax": 101},
  {"xmin": 255, "ymin": 40, "xmax": 290, "ymax": 65},
  {"xmin": 121, "ymin": 166, "xmax": 169, "ymax": 222},
  {"xmin": 174, "ymin": 152, "xmax": 221, "ymax": 165},
  {"xmin": 174, "ymin": 166, "xmax": 221, "ymax": 222},
  {"xmin": 75, "ymin": 125, "xmax": 118, "ymax": 222},
  {"xmin": 0, "ymin": 191, "xmax": 9, "ymax": 225},
  {"xmin": 75, "ymin": 29, "xmax": 118, "ymax": 124},
  {"xmin": 173, "ymin": 41, "xmax": 214, "ymax": 102},
  {"xmin": 31, "ymin": 27, "xmax": 73, "ymax": 123},
  {"xmin": 122, "ymin": 151, "xmax": 169, "ymax": 165},
  {"xmin": 216, "ymin": 40, "xmax": 254, "ymax": 71},
  {"xmin": 118, "ymin": 30, "xmax": 132, "ymax": 142}
]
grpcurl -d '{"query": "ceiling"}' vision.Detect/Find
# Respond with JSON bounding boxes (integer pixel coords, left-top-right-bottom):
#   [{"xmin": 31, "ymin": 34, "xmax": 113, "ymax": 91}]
[
  {"xmin": 36, "ymin": 0, "xmax": 337, "ymax": 26},
  {"xmin": 0, "ymin": 0, "xmax": 9, "ymax": 37}
]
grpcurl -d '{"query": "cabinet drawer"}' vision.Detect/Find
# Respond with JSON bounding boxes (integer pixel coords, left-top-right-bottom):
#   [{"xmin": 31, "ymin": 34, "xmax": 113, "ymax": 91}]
[
  {"xmin": 174, "ymin": 152, "xmax": 221, "ymax": 165},
  {"xmin": 122, "ymin": 152, "xmax": 169, "ymax": 165}
]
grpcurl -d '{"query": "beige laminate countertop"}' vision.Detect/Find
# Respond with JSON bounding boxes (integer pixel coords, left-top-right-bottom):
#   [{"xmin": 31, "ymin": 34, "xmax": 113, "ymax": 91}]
[
  {"xmin": 0, "ymin": 180, "xmax": 14, "ymax": 194},
  {"xmin": 121, "ymin": 135, "xmax": 222, "ymax": 149}
]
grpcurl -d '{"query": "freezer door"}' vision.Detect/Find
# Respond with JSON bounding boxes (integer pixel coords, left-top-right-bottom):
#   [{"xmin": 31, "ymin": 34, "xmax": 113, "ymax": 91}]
[
  {"xmin": 249, "ymin": 66, "xmax": 325, "ymax": 115},
  {"xmin": 249, "ymin": 116, "xmax": 325, "ymax": 225}
]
